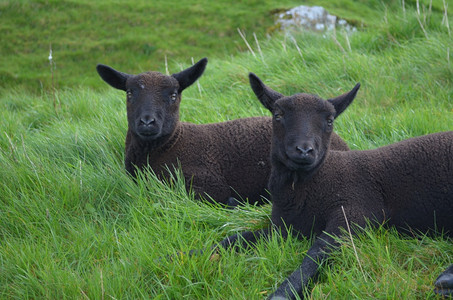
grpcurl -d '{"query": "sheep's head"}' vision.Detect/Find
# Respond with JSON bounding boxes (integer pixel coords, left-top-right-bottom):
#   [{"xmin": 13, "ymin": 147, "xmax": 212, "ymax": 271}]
[
  {"xmin": 249, "ymin": 73, "xmax": 360, "ymax": 172},
  {"xmin": 96, "ymin": 58, "xmax": 208, "ymax": 142}
]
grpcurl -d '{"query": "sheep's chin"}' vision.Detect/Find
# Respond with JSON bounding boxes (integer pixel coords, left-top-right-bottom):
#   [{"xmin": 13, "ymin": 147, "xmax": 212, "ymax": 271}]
[
  {"xmin": 284, "ymin": 159, "xmax": 316, "ymax": 172},
  {"xmin": 136, "ymin": 131, "xmax": 161, "ymax": 141},
  {"xmin": 281, "ymin": 152, "xmax": 317, "ymax": 172}
]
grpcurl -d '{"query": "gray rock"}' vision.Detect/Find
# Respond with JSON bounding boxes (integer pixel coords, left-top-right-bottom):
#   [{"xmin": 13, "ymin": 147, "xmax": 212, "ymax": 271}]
[{"xmin": 276, "ymin": 5, "xmax": 356, "ymax": 33}]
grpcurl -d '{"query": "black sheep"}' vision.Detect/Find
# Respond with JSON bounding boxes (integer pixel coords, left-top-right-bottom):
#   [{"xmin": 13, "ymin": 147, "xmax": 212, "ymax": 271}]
[
  {"xmin": 216, "ymin": 73, "xmax": 453, "ymax": 299},
  {"xmin": 96, "ymin": 58, "xmax": 350, "ymax": 206}
]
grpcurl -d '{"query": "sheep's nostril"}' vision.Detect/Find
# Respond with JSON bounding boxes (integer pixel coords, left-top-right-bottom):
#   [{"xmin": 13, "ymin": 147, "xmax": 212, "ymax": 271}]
[
  {"xmin": 296, "ymin": 146, "xmax": 314, "ymax": 155},
  {"xmin": 140, "ymin": 118, "xmax": 155, "ymax": 126}
]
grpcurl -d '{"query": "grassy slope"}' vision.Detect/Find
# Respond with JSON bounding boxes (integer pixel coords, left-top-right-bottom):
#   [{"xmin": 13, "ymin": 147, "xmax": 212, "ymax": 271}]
[
  {"xmin": 2, "ymin": 0, "xmax": 438, "ymax": 94},
  {"xmin": 1, "ymin": 0, "xmax": 453, "ymax": 299},
  {"xmin": 1, "ymin": 0, "xmax": 304, "ymax": 93}
]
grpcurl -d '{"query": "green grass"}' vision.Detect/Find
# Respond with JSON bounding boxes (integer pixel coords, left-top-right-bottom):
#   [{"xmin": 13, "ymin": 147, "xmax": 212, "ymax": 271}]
[
  {"xmin": 1, "ymin": 0, "xmax": 442, "ymax": 94},
  {"xmin": 1, "ymin": 0, "xmax": 305, "ymax": 93},
  {"xmin": 1, "ymin": 0, "xmax": 453, "ymax": 299}
]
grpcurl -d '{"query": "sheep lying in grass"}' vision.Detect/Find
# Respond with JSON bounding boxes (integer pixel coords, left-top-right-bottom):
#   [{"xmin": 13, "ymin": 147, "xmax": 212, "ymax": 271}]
[
  {"xmin": 96, "ymin": 58, "xmax": 350, "ymax": 206},
  {"xmin": 216, "ymin": 73, "xmax": 453, "ymax": 298}
]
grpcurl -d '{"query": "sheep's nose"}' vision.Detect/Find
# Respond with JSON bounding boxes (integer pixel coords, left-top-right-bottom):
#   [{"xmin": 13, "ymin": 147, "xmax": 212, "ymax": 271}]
[
  {"xmin": 140, "ymin": 117, "xmax": 155, "ymax": 126},
  {"xmin": 296, "ymin": 146, "xmax": 313, "ymax": 156}
]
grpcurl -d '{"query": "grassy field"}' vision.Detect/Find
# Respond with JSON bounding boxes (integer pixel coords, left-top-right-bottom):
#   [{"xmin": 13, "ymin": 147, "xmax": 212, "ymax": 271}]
[
  {"xmin": 1, "ymin": 0, "xmax": 438, "ymax": 94},
  {"xmin": 1, "ymin": 0, "xmax": 453, "ymax": 299}
]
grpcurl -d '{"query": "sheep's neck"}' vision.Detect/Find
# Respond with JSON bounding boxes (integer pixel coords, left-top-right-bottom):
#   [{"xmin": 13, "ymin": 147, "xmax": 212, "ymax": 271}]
[
  {"xmin": 154, "ymin": 123, "xmax": 182, "ymax": 154},
  {"xmin": 132, "ymin": 123, "xmax": 182, "ymax": 154},
  {"xmin": 270, "ymin": 151, "xmax": 328, "ymax": 205},
  {"xmin": 274, "ymin": 160, "xmax": 322, "ymax": 186}
]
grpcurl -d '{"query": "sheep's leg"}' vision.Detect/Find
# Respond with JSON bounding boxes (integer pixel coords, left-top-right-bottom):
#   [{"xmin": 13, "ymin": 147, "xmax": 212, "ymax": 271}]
[
  {"xmin": 226, "ymin": 197, "xmax": 243, "ymax": 208},
  {"xmin": 163, "ymin": 228, "xmax": 272, "ymax": 262},
  {"xmin": 188, "ymin": 172, "xmax": 234, "ymax": 206},
  {"xmin": 216, "ymin": 228, "xmax": 274, "ymax": 251},
  {"xmin": 434, "ymin": 264, "xmax": 453, "ymax": 297},
  {"xmin": 268, "ymin": 231, "xmax": 340, "ymax": 300}
]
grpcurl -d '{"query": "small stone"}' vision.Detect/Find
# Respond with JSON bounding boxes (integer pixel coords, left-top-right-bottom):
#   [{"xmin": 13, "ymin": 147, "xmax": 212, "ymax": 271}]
[{"xmin": 275, "ymin": 5, "xmax": 355, "ymax": 33}]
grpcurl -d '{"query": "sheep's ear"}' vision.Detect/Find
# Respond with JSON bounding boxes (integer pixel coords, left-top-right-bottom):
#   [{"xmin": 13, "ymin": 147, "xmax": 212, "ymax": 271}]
[
  {"xmin": 249, "ymin": 72, "xmax": 284, "ymax": 112},
  {"xmin": 172, "ymin": 58, "xmax": 208, "ymax": 92},
  {"xmin": 96, "ymin": 64, "xmax": 131, "ymax": 91},
  {"xmin": 328, "ymin": 83, "xmax": 361, "ymax": 118}
]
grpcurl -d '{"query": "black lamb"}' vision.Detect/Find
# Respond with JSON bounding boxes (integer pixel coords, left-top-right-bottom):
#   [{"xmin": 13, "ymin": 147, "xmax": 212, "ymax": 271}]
[
  {"xmin": 216, "ymin": 73, "xmax": 453, "ymax": 299},
  {"xmin": 96, "ymin": 58, "xmax": 350, "ymax": 206}
]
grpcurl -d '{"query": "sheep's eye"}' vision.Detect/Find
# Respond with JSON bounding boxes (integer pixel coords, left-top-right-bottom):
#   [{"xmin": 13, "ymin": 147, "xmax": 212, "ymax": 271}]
[
  {"xmin": 170, "ymin": 93, "xmax": 177, "ymax": 102},
  {"xmin": 326, "ymin": 118, "xmax": 334, "ymax": 126},
  {"xmin": 274, "ymin": 112, "xmax": 283, "ymax": 121},
  {"xmin": 126, "ymin": 90, "xmax": 132, "ymax": 99}
]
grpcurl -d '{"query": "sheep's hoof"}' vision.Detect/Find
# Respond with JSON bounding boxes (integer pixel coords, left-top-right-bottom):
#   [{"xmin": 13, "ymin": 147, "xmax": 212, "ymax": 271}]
[
  {"xmin": 434, "ymin": 265, "xmax": 453, "ymax": 298},
  {"xmin": 226, "ymin": 197, "xmax": 242, "ymax": 208},
  {"xmin": 267, "ymin": 296, "xmax": 288, "ymax": 300}
]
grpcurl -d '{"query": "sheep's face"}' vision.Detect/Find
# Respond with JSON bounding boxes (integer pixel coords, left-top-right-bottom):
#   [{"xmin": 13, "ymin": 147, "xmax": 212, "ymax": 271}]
[
  {"xmin": 248, "ymin": 72, "xmax": 360, "ymax": 173},
  {"xmin": 96, "ymin": 58, "xmax": 208, "ymax": 143},
  {"xmin": 272, "ymin": 95, "xmax": 336, "ymax": 172},
  {"xmin": 125, "ymin": 72, "xmax": 180, "ymax": 141}
]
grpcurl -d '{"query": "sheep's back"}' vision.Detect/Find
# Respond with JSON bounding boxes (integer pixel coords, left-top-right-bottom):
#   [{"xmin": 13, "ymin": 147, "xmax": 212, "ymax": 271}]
[
  {"xmin": 182, "ymin": 116, "xmax": 272, "ymax": 203},
  {"xmin": 371, "ymin": 131, "xmax": 453, "ymax": 233},
  {"xmin": 316, "ymin": 131, "xmax": 453, "ymax": 236}
]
